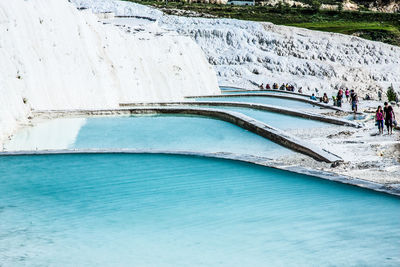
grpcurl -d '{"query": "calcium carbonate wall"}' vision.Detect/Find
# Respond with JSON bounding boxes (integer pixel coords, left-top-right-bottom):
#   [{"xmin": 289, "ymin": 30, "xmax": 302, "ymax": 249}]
[
  {"xmin": 161, "ymin": 17, "xmax": 400, "ymax": 97},
  {"xmin": 74, "ymin": 0, "xmax": 400, "ymax": 98},
  {"xmin": 0, "ymin": 0, "xmax": 219, "ymax": 143}
]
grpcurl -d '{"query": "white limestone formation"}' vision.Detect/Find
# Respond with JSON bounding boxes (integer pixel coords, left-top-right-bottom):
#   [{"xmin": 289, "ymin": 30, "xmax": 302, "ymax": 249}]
[{"xmin": 0, "ymin": 0, "xmax": 219, "ymax": 143}]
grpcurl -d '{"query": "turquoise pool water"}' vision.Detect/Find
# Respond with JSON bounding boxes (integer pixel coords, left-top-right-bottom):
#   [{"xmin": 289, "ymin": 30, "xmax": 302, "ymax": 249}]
[
  {"xmin": 221, "ymin": 90, "xmax": 310, "ymax": 98},
  {"xmin": 1, "ymin": 153, "xmax": 399, "ymax": 266},
  {"xmin": 196, "ymin": 96, "xmax": 318, "ymax": 110},
  {"xmin": 185, "ymin": 105, "xmax": 328, "ymax": 129},
  {"xmin": 74, "ymin": 116, "xmax": 291, "ymax": 158},
  {"xmin": 346, "ymin": 114, "xmax": 367, "ymax": 121},
  {"xmin": 220, "ymin": 86, "xmax": 245, "ymax": 91},
  {"xmin": 5, "ymin": 116, "xmax": 292, "ymax": 158}
]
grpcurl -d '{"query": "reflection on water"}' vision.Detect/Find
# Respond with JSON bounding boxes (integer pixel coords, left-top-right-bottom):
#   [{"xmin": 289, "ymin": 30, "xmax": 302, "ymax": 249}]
[
  {"xmin": 4, "ymin": 118, "xmax": 86, "ymax": 151},
  {"xmin": 4, "ymin": 115, "xmax": 293, "ymax": 159}
]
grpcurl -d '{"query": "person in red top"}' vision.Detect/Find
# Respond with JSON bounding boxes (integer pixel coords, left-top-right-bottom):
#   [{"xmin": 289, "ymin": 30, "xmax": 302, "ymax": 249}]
[
  {"xmin": 345, "ymin": 88, "xmax": 350, "ymax": 102},
  {"xmin": 376, "ymin": 106, "xmax": 384, "ymax": 135},
  {"xmin": 265, "ymin": 84, "xmax": 271, "ymax": 90},
  {"xmin": 337, "ymin": 89, "xmax": 343, "ymax": 107}
]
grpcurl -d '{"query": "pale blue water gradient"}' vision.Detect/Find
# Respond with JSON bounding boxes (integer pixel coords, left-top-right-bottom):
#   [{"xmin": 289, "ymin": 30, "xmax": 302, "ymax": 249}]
[
  {"xmin": 73, "ymin": 115, "xmax": 292, "ymax": 158},
  {"xmin": 221, "ymin": 90, "xmax": 310, "ymax": 99},
  {"xmin": 197, "ymin": 96, "xmax": 319, "ymax": 110},
  {"xmin": 0, "ymin": 153, "xmax": 399, "ymax": 266},
  {"xmin": 185, "ymin": 105, "xmax": 328, "ymax": 129},
  {"xmin": 345, "ymin": 114, "xmax": 367, "ymax": 121},
  {"xmin": 220, "ymin": 86, "xmax": 246, "ymax": 91}
]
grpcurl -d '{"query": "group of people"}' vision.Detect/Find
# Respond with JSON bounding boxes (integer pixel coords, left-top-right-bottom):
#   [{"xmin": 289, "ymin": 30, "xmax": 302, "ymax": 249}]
[
  {"xmin": 309, "ymin": 88, "xmax": 359, "ymax": 112},
  {"xmin": 376, "ymin": 102, "xmax": 396, "ymax": 135},
  {"xmin": 309, "ymin": 88, "xmax": 397, "ymax": 135},
  {"xmin": 259, "ymin": 83, "xmax": 299, "ymax": 92},
  {"xmin": 259, "ymin": 83, "xmax": 397, "ymax": 135},
  {"xmin": 332, "ymin": 88, "xmax": 358, "ymax": 110},
  {"xmin": 310, "ymin": 92, "xmax": 332, "ymax": 103}
]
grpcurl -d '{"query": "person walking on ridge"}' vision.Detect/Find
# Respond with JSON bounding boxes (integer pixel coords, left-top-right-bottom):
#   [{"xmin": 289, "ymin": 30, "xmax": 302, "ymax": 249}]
[
  {"xmin": 376, "ymin": 106, "xmax": 384, "ymax": 135},
  {"xmin": 345, "ymin": 88, "xmax": 350, "ymax": 102},
  {"xmin": 350, "ymin": 90, "xmax": 358, "ymax": 113},
  {"xmin": 337, "ymin": 89, "xmax": 343, "ymax": 107},
  {"xmin": 383, "ymin": 102, "xmax": 395, "ymax": 135}
]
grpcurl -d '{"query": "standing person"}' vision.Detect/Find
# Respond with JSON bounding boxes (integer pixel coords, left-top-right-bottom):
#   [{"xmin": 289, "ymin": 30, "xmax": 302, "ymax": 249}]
[
  {"xmin": 337, "ymin": 89, "xmax": 343, "ymax": 107},
  {"xmin": 345, "ymin": 88, "xmax": 350, "ymax": 102},
  {"xmin": 322, "ymin": 93, "xmax": 329, "ymax": 104},
  {"xmin": 350, "ymin": 90, "xmax": 358, "ymax": 113},
  {"xmin": 376, "ymin": 106, "xmax": 384, "ymax": 135},
  {"xmin": 266, "ymin": 83, "xmax": 271, "ymax": 90},
  {"xmin": 383, "ymin": 102, "xmax": 395, "ymax": 135},
  {"xmin": 259, "ymin": 83, "xmax": 264, "ymax": 90}
]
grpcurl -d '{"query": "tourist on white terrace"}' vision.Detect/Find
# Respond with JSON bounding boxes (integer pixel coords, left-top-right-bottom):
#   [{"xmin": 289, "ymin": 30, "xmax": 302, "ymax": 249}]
[
  {"xmin": 350, "ymin": 90, "xmax": 358, "ymax": 113},
  {"xmin": 376, "ymin": 106, "xmax": 384, "ymax": 135},
  {"xmin": 384, "ymin": 102, "xmax": 396, "ymax": 135}
]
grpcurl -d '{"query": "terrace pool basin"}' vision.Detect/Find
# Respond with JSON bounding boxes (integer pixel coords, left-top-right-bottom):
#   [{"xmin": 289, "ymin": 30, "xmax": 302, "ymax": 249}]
[
  {"xmin": 221, "ymin": 90, "xmax": 310, "ymax": 98},
  {"xmin": 196, "ymin": 96, "xmax": 318, "ymax": 110},
  {"xmin": 183, "ymin": 105, "xmax": 329, "ymax": 129},
  {"xmin": 0, "ymin": 153, "xmax": 399, "ymax": 266},
  {"xmin": 4, "ymin": 116, "xmax": 293, "ymax": 158},
  {"xmin": 220, "ymin": 86, "xmax": 246, "ymax": 91}
]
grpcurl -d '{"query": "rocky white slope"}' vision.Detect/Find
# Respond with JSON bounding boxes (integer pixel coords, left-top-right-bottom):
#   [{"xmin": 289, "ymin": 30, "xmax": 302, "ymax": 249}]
[
  {"xmin": 74, "ymin": 0, "xmax": 400, "ymax": 98},
  {"xmin": 0, "ymin": 0, "xmax": 218, "ymax": 143}
]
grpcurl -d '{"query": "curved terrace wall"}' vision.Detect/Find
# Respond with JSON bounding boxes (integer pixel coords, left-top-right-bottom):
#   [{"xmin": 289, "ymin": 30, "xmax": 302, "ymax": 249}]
[
  {"xmin": 187, "ymin": 93, "xmax": 344, "ymax": 111},
  {"xmin": 119, "ymin": 101, "xmax": 362, "ymax": 128},
  {"xmin": 33, "ymin": 107, "xmax": 343, "ymax": 163}
]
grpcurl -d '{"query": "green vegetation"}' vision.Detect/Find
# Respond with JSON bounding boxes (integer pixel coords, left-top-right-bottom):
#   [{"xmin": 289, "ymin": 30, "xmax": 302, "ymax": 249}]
[
  {"xmin": 387, "ymin": 85, "xmax": 397, "ymax": 102},
  {"xmin": 124, "ymin": 0, "xmax": 400, "ymax": 46},
  {"xmin": 288, "ymin": 22, "xmax": 400, "ymax": 45}
]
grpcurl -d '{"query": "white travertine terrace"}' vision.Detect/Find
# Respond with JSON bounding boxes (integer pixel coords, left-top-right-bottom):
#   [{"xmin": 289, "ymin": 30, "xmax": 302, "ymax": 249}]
[{"xmin": 0, "ymin": 0, "xmax": 219, "ymax": 143}]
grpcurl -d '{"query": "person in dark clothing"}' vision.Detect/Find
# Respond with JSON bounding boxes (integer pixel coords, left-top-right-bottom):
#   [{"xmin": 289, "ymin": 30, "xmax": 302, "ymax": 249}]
[
  {"xmin": 322, "ymin": 93, "xmax": 329, "ymax": 104},
  {"xmin": 383, "ymin": 102, "xmax": 396, "ymax": 135},
  {"xmin": 350, "ymin": 90, "xmax": 358, "ymax": 113}
]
